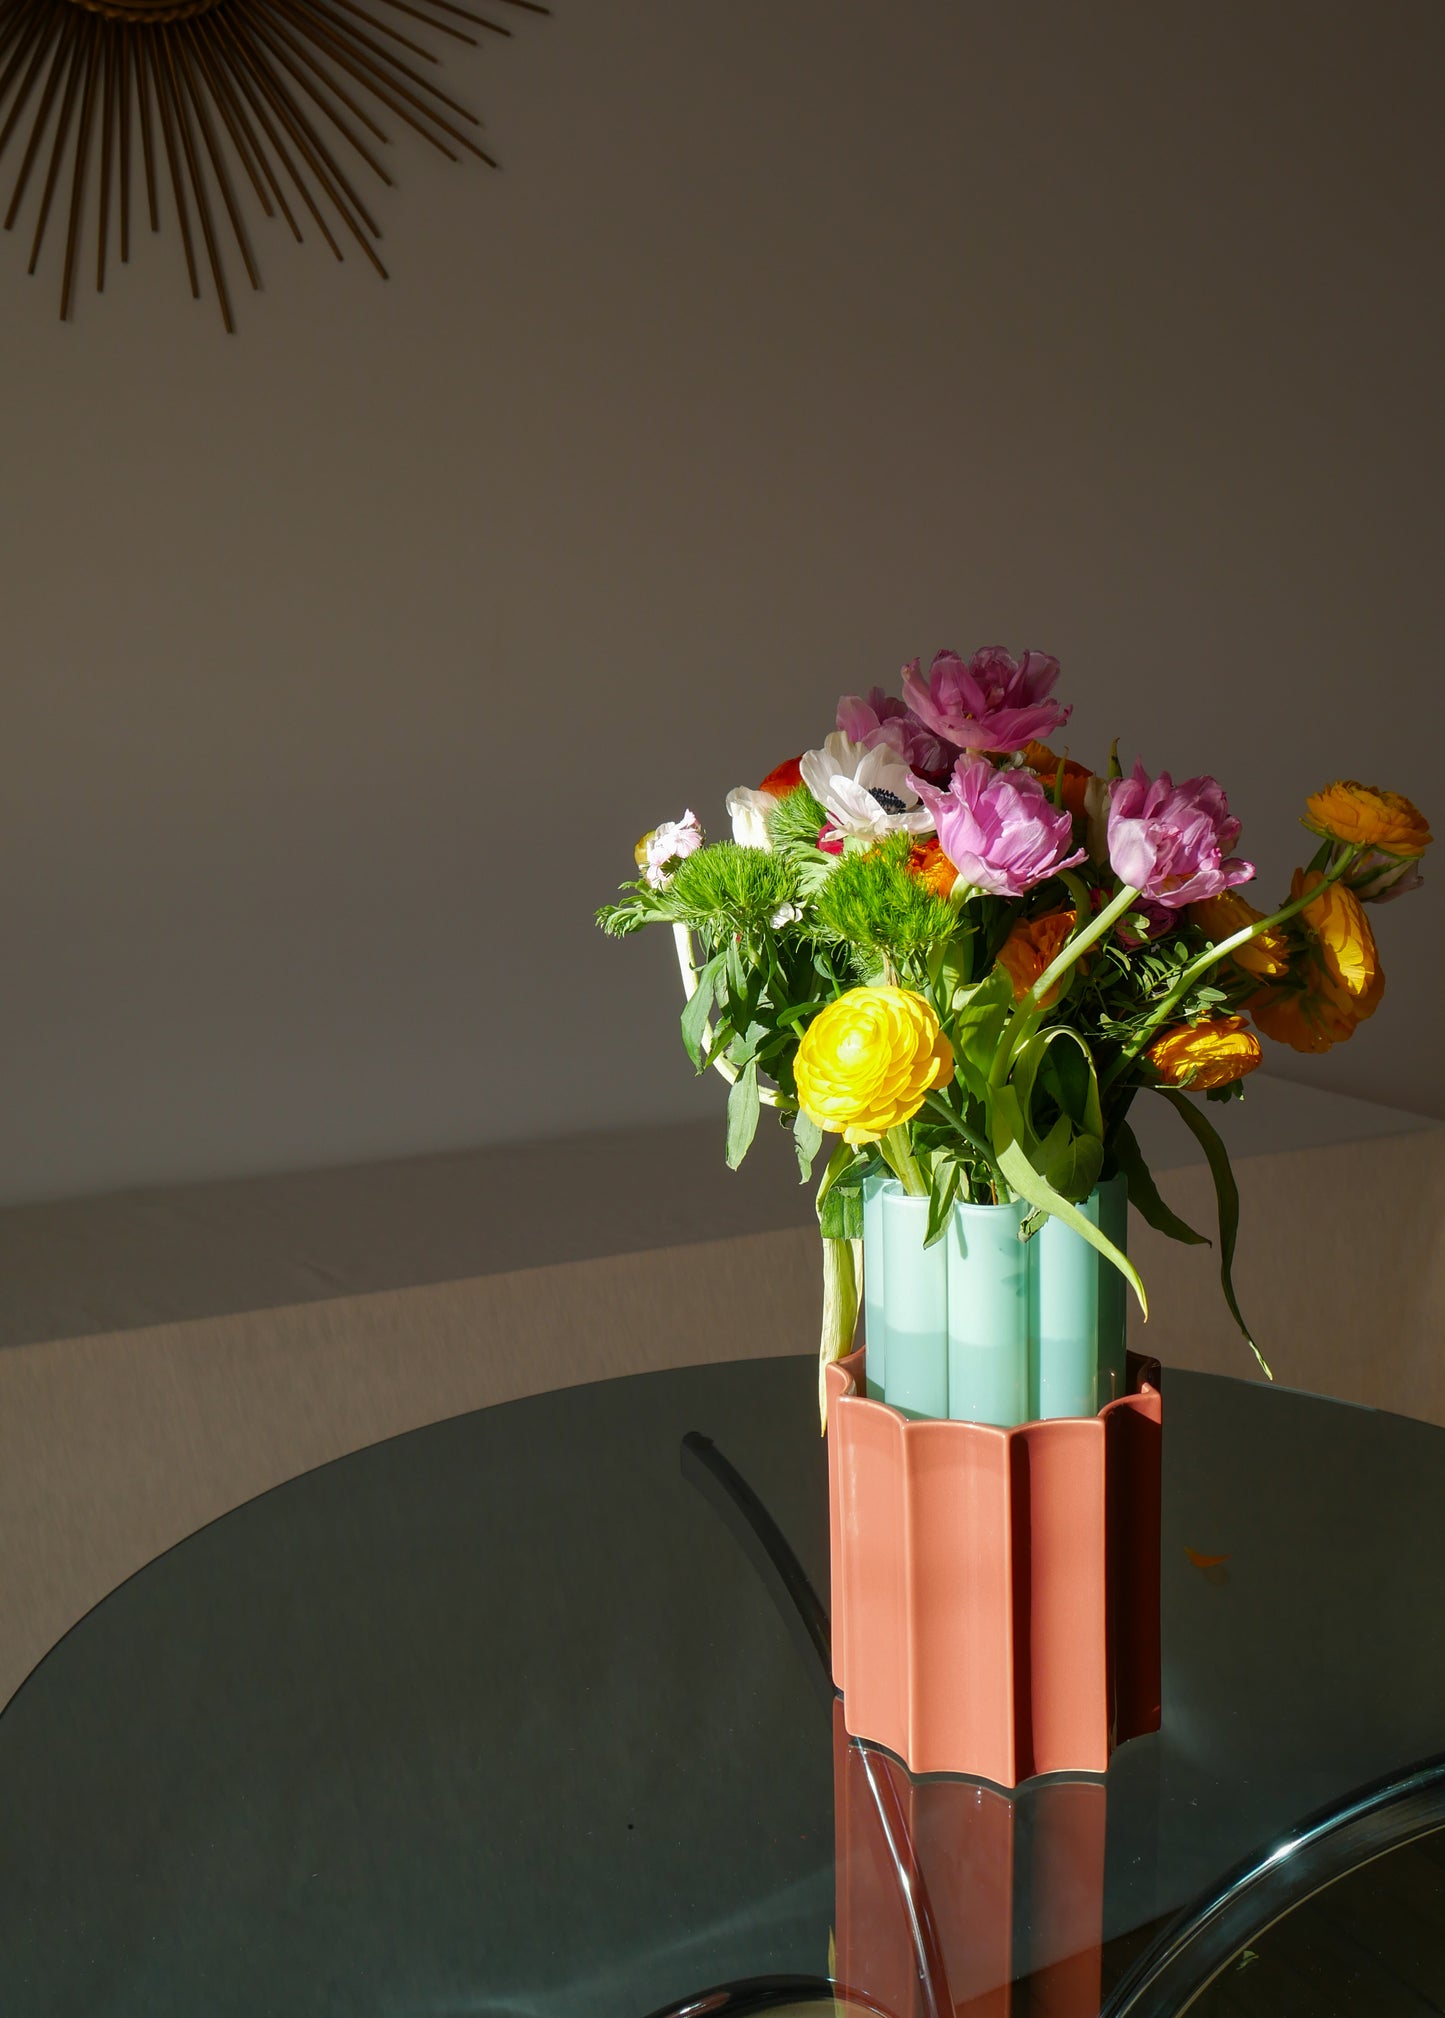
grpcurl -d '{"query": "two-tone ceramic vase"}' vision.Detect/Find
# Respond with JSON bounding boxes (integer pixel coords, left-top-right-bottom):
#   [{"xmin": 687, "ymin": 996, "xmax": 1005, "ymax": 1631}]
[{"xmin": 836, "ymin": 1172, "xmax": 1162, "ymax": 1783}]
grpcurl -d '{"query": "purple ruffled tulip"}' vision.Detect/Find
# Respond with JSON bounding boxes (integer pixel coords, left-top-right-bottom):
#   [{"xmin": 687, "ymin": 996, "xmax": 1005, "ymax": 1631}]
[
  {"xmin": 1106, "ymin": 763, "xmax": 1254, "ymax": 908},
  {"xmin": 836, "ymin": 686, "xmax": 957, "ymax": 779},
  {"xmin": 911, "ymin": 755, "xmax": 1086, "ymax": 898},
  {"xmin": 903, "ymin": 647, "xmax": 1071, "ymax": 755}
]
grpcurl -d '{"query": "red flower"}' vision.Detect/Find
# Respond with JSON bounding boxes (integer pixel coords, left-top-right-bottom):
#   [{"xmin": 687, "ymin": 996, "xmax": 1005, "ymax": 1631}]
[{"xmin": 758, "ymin": 756, "xmax": 804, "ymax": 797}]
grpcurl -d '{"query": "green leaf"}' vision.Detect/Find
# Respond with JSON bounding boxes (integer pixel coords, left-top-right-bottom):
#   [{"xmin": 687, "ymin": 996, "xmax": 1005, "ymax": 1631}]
[
  {"xmin": 729, "ymin": 1019, "xmax": 770, "ymax": 1066},
  {"xmin": 1013, "ymin": 1026, "xmax": 1104, "ymax": 1144},
  {"xmin": 1006, "ymin": 1025, "xmax": 1105, "ymax": 1203},
  {"xmin": 815, "ymin": 1138, "xmax": 854, "ymax": 1214},
  {"xmin": 725, "ymin": 1058, "xmax": 761, "ymax": 1170},
  {"xmin": 949, "ymin": 967, "xmax": 1013, "ymax": 1100},
  {"xmin": 1157, "ymin": 1089, "xmax": 1271, "ymax": 1377},
  {"xmin": 993, "ymin": 1089, "xmax": 1149, "ymax": 1317},
  {"xmin": 679, "ymin": 951, "xmax": 725, "ymax": 1070},
  {"xmin": 793, "ymin": 1108, "xmax": 824, "ymax": 1183},
  {"xmin": 816, "ymin": 1139, "xmax": 867, "ymax": 1239},
  {"xmin": 1040, "ymin": 1117, "xmax": 1104, "ymax": 1201},
  {"xmin": 924, "ymin": 1157, "xmax": 962, "ymax": 1248},
  {"xmin": 1111, "ymin": 1118, "xmax": 1209, "ymax": 1247},
  {"xmin": 820, "ymin": 1188, "xmax": 865, "ymax": 1241},
  {"xmin": 818, "ymin": 1234, "xmax": 862, "ymax": 1430},
  {"xmin": 724, "ymin": 935, "xmax": 756, "ymax": 1025}
]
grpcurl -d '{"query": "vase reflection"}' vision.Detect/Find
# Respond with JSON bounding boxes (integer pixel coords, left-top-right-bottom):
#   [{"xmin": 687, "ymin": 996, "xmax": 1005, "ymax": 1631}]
[{"xmin": 833, "ymin": 1703, "xmax": 1107, "ymax": 2018}]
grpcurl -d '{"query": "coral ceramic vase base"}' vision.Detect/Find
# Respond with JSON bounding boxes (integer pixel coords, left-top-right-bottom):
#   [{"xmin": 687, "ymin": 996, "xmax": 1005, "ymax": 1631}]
[{"xmin": 826, "ymin": 1345, "xmax": 1162, "ymax": 1787}]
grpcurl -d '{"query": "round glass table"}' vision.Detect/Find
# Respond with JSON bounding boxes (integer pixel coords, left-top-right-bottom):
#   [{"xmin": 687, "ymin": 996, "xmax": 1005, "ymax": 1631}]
[{"xmin": 3, "ymin": 1357, "xmax": 1445, "ymax": 2016}]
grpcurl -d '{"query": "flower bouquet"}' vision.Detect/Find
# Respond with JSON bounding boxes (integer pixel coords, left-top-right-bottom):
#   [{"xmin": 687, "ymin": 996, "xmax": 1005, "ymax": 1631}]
[
  {"xmin": 599, "ymin": 646, "xmax": 1430, "ymax": 1426},
  {"xmin": 600, "ymin": 645, "xmax": 1430, "ymax": 1779}
]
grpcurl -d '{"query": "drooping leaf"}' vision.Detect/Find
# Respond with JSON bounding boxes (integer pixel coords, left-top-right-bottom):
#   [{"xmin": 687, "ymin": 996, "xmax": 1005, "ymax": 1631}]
[
  {"xmin": 992, "ymin": 1088, "xmax": 1148, "ymax": 1316},
  {"xmin": 1013, "ymin": 1026, "xmax": 1105, "ymax": 1145},
  {"xmin": 1157, "ymin": 1089, "xmax": 1271, "ymax": 1377},
  {"xmin": 725, "ymin": 1057, "xmax": 761, "ymax": 1170},
  {"xmin": 1112, "ymin": 1117, "xmax": 1209, "ymax": 1248}
]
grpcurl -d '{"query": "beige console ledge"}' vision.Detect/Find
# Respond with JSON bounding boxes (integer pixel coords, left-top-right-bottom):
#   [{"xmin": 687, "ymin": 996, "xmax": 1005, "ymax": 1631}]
[{"xmin": 1, "ymin": 1090, "xmax": 1438, "ymax": 1711}]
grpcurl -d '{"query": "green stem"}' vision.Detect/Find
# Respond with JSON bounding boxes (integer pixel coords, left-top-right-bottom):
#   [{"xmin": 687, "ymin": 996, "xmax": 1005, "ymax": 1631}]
[
  {"xmin": 1100, "ymin": 847, "xmax": 1363, "ymax": 1093},
  {"xmin": 990, "ymin": 883, "xmax": 1141, "ymax": 1090},
  {"xmin": 817, "ymin": 1234, "xmax": 861, "ymax": 1433},
  {"xmin": 921, "ymin": 1092, "xmax": 1004, "ymax": 1184},
  {"xmin": 880, "ymin": 1124, "xmax": 928, "ymax": 1196}
]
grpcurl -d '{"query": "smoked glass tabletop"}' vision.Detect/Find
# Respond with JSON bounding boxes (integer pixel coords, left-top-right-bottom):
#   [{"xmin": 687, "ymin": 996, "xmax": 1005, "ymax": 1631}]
[{"xmin": 3, "ymin": 1356, "xmax": 1445, "ymax": 2017}]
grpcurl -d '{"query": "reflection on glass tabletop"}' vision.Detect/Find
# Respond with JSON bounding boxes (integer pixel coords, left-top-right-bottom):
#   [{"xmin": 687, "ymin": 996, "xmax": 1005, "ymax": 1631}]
[{"xmin": 2, "ymin": 1357, "xmax": 1445, "ymax": 2017}]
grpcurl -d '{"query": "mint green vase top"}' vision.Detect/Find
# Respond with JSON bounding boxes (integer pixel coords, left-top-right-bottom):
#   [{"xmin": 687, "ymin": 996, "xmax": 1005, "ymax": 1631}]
[{"xmin": 861, "ymin": 1174, "xmax": 1130, "ymax": 1426}]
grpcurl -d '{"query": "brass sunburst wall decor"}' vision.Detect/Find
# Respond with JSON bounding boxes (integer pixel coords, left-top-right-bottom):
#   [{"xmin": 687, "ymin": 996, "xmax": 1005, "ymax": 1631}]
[{"xmin": 0, "ymin": 0, "xmax": 545, "ymax": 329}]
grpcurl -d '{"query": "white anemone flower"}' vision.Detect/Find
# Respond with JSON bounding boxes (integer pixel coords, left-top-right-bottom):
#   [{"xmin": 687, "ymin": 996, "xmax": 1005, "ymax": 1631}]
[
  {"xmin": 799, "ymin": 731, "xmax": 935, "ymax": 840},
  {"xmin": 725, "ymin": 786, "xmax": 778, "ymax": 851}
]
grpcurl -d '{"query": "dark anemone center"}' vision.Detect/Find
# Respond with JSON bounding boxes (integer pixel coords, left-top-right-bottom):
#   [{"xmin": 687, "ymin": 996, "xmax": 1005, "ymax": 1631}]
[{"xmin": 869, "ymin": 787, "xmax": 908, "ymax": 815}]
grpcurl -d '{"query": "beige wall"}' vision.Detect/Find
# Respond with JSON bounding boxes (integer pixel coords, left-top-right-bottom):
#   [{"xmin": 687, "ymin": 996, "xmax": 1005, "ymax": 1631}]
[{"xmin": 3, "ymin": 0, "xmax": 1443, "ymax": 1206}]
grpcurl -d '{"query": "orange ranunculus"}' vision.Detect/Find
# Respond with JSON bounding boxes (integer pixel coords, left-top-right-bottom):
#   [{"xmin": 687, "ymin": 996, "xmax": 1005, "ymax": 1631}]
[
  {"xmin": 758, "ymin": 756, "xmax": 805, "ymax": 798},
  {"xmin": 1292, "ymin": 869, "xmax": 1384, "ymax": 1018},
  {"xmin": 906, "ymin": 837, "xmax": 960, "ymax": 897},
  {"xmin": 995, "ymin": 909, "xmax": 1077, "ymax": 1009},
  {"xmin": 1146, "ymin": 1015, "xmax": 1263, "ymax": 1090},
  {"xmin": 1189, "ymin": 891, "xmax": 1290, "ymax": 981},
  {"xmin": 1304, "ymin": 781, "xmax": 1432, "ymax": 858},
  {"xmin": 1021, "ymin": 741, "xmax": 1094, "ymax": 821},
  {"xmin": 1248, "ymin": 981, "xmax": 1361, "ymax": 1054}
]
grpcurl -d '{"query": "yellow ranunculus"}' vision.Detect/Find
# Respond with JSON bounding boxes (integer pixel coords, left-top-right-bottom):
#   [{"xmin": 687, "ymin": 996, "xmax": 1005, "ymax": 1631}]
[
  {"xmin": 1292, "ymin": 868, "xmax": 1384, "ymax": 1017},
  {"xmin": 795, "ymin": 985, "xmax": 954, "ymax": 1145},
  {"xmin": 1146, "ymin": 1015, "xmax": 1263, "ymax": 1090},
  {"xmin": 1304, "ymin": 781, "xmax": 1432, "ymax": 858},
  {"xmin": 1188, "ymin": 891, "xmax": 1290, "ymax": 981}
]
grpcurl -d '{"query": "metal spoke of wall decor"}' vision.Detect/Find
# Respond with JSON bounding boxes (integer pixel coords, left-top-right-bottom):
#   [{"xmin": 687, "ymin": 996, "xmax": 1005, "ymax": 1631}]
[{"xmin": 0, "ymin": 0, "xmax": 545, "ymax": 329}]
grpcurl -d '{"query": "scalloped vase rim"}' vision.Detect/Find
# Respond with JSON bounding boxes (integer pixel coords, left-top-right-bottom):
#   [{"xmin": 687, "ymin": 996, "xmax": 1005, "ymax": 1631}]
[{"xmin": 829, "ymin": 1343, "xmax": 1159, "ymax": 1440}]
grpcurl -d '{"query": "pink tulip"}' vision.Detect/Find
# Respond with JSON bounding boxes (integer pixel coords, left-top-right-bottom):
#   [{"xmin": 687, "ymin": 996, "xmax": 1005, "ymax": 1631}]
[
  {"xmin": 911, "ymin": 755, "xmax": 1085, "ymax": 897},
  {"xmin": 1106, "ymin": 763, "xmax": 1253, "ymax": 908},
  {"xmin": 836, "ymin": 686, "xmax": 956, "ymax": 779},
  {"xmin": 903, "ymin": 648, "xmax": 1071, "ymax": 754}
]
